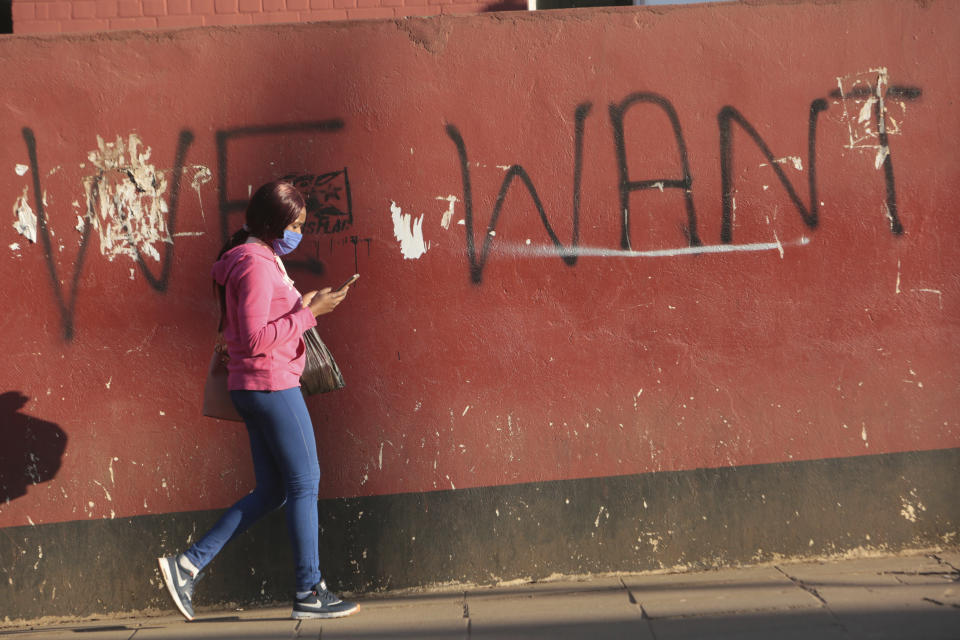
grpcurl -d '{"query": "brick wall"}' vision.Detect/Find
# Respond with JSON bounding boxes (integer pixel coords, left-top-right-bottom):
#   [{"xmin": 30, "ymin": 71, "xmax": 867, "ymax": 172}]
[{"xmin": 11, "ymin": 0, "xmax": 524, "ymax": 33}]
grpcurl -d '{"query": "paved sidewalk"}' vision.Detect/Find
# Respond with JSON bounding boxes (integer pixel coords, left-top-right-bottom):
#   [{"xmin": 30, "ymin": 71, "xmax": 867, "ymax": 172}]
[{"xmin": 2, "ymin": 552, "xmax": 957, "ymax": 639}]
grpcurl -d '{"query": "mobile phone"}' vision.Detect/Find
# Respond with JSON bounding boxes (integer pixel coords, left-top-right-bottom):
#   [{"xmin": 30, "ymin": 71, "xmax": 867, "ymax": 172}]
[{"xmin": 335, "ymin": 273, "xmax": 360, "ymax": 292}]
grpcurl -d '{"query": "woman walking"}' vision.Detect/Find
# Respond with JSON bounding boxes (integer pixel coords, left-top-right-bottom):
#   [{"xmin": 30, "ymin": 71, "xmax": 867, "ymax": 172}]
[{"xmin": 158, "ymin": 180, "xmax": 359, "ymax": 621}]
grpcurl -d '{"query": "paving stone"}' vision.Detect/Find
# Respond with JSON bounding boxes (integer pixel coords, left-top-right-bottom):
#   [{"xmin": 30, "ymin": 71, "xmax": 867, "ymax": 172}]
[
  {"xmin": 650, "ymin": 608, "xmax": 846, "ymax": 640},
  {"xmin": 467, "ymin": 588, "xmax": 651, "ymax": 640},
  {"xmin": 621, "ymin": 566, "xmax": 821, "ymax": 618}
]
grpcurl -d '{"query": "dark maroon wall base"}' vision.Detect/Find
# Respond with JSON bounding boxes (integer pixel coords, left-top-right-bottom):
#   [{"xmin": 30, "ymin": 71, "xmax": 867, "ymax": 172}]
[{"xmin": 2, "ymin": 446, "xmax": 957, "ymax": 623}]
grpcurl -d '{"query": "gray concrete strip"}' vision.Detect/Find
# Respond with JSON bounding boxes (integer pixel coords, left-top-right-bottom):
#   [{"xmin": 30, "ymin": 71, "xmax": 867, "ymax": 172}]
[
  {"xmin": 465, "ymin": 576, "xmax": 628, "ymax": 600},
  {"xmin": 0, "ymin": 624, "xmax": 138, "ymax": 639},
  {"xmin": 299, "ymin": 598, "xmax": 466, "ymax": 639},
  {"xmin": 466, "ymin": 588, "xmax": 651, "ymax": 640},
  {"xmin": 135, "ymin": 615, "xmax": 299, "ymax": 639},
  {"xmin": 621, "ymin": 566, "xmax": 821, "ymax": 618}
]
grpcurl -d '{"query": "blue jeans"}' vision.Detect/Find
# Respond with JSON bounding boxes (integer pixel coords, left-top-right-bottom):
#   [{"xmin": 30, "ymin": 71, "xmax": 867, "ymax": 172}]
[{"xmin": 184, "ymin": 387, "xmax": 323, "ymax": 592}]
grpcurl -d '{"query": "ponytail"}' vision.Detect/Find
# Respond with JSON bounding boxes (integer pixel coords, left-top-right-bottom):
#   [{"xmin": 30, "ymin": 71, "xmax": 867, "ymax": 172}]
[{"xmin": 213, "ymin": 227, "xmax": 251, "ymax": 333}]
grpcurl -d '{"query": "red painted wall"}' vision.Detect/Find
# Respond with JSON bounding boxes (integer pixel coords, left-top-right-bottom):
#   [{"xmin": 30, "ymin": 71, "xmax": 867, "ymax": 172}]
[
  {"xmin": 1, "ymin": 0, "xmax": 957, "ymax": 533},
  {"xmin": 11, "ymin": 0, "xmax": 523, "ymax": 34}
]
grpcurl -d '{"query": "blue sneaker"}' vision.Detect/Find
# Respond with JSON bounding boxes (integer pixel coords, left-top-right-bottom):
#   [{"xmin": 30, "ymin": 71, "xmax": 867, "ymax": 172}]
[
  {"xmin": 157, "ymin": 555, "xmax": 201, "ymax": 621},
  {"xmin": 292, "ymin": 580, "xmax": 360, "ymax": 619}
]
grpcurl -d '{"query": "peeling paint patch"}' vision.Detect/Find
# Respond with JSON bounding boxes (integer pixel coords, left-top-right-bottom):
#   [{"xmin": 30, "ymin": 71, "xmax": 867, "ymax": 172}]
[
  {"xmin": 900, "ymin": 490, "xmax": 926, "ymax": 523},
  {"xmin": 15, "ymin": 164, "xmax": 29, "ymax": 176},
  {"xmin": 835, "ymin": 67, "xmax": 908, "ymax": 171},
  {"xmin": 190, "ymin": 165, "xmax": 213, "ymax": 219},
  {"xmin": 13, "ymin": 186, "xmax": 38, "ymax": 243},
  {"xmin": 83, "ymin": 134, "xmax": 172, "ymax": 263},
  {"xmin": 390, "ymin": 201, "xmax": 430, "ymax": 259},
  {"xmin": 436, "ymin": 195, "xmax": 458, "ymax": 230}
]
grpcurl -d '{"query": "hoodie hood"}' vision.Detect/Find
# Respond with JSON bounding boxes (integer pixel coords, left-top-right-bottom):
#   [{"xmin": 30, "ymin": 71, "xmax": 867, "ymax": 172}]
[{"xmin": 211, "ymin": 242, "xmax": 276, "ymax": 286}]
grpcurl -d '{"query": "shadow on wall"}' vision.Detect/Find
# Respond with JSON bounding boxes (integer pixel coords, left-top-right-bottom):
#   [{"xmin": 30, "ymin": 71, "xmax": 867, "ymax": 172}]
[{"xmin": 0, "ymin": 391, "xmax": 67, "ymax": 504}]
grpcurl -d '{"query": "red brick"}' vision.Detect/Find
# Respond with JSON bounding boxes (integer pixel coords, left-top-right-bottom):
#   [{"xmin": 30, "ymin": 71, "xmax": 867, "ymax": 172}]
[
  {"xmin": 143, "ymin": 0, "xmax": 166, "ymax": 16},
  {"xmin": 356, "ymin": 0, "xmax": 377, "ymax": 7},
  {"xmin": 332, "ymin": 0, "xmax": 353, "ymax": 7},
  {"xmin": 117, "ymin": 0, "xmax": 142, "ymax": 16},
  {"xmin": 301, "ymin": 7, "xmax": 344, "ymax": 20},
  {"xmin": 381, "ymin": 0, "xmax": 402, "ymax": 6},
  {"xmin": 346, "ymin": 6, "xmax": 393, "ymax": 18},
  {"xmin": 214, "ymin": 0, "xmax": 236, "ymax": 12},
  {"xmin": 72, "ymin": 1, "xmax": 97, "ymax": 17},
  {"xmin": 34, "ymin": 2, "xmax": 49, "ymax": 18},
  {"xmin": 63, "ymin": 17, "xmax": 111, "ymax": 30},
  {"xmin": 14, "ymin": 18, "xmax": 62, "ymax": 32},
  {"xmin": 250, "ymin": 9, "xmax": 298, "ymax": 22},
  {"xmin": 262, "ymin": 0, "xmax": 281, "ymax": 9},
  {"xmin": 48, "ymin": 1, "xmax": 71, "ymax": 18},
  {"xmin": 95, "ymin": 0, "xmax": 118, "ymax": 17},
  {"xmin": 11, "ymin": 2, "xmax": 36, "ymax": 20},
  {"xmin": 191, "ymin": 0, "xmax": 213, "ymax": 13},
  {"xmin": 158, "ymin": 13, "xmax": 204, "ymax": 26},
  {"xmin": 396, "ymin": 5, "xmax": 438, "ymax": 15},
  {"xmin": 440, "ymin": 1, "xmax": 478, "ymax": 12},
  {"xmin": 287, "ymin": 0, "xmax": 308, "ymax": 8},
  {"xmin": 167, "ymin": 0, "xmax": 190, "ymax": 13},
  {"xmin": 427, "ymin": 0, "xmax": 445, "ymax": 5},
  {"xmin": 109, "ymin": 15, "xmax": 159, "ymax": 28},
  {"xmin": 307, "ymin": 0, "xmax": 330, "ymax": 8},
  {"xmin": 203, "ymin": 11, "xmax": 252, "ymax": 23},
  {"xmin": 237, "ymin": 0, "xmax": 259, "ymax": 11}
]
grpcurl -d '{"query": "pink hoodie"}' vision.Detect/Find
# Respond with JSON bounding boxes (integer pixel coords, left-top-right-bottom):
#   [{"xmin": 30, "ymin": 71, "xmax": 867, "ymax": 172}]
[{"xmin": 212, "ymin": 242, "xmax": 317, "ymax": 391}]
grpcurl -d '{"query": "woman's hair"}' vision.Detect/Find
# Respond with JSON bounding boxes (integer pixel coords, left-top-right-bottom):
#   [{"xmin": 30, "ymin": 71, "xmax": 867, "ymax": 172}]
[{"xmin": 214, "ymin": 181, "xmax": 306, "ymax": 331}]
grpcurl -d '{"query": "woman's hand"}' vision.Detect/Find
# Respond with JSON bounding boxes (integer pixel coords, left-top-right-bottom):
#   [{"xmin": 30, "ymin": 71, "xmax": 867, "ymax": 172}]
[{"xmin": 302, "ymin": 287, "xmax": 349, "ymax": 317}]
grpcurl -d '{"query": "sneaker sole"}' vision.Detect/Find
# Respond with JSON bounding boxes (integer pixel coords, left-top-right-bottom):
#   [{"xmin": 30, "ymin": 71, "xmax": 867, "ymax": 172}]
[
  {"xmin": 291, "ymin": 603, "xmax": 360, "ymax": 620},
  {"xmin": 157, "ymin": 557, "xmax": 195, "ymax": 621}
]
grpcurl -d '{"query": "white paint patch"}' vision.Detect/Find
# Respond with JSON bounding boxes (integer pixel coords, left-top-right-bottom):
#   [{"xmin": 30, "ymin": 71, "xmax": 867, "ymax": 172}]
[
  {"xmin": 84, "ymin": 134, "xmax": 172, "ymax": 263},
  {"xmin": 15, "ymin": 164, "xmax": 29, "ymax": 176},
  {"xmin": 13, "ymin": 186, "xmax": 38, "ymax": 243},
  {"xmin": 390, "ymin": 201, "xmax": 430, "ymax": 259},
  {"xmin": 594, "ymin": 506, "xmax": 607, "ymax": 528},
  {"xmin": 760, "ymin": 156, "xmax": 803, "ymax": 172},
  {"xmin": 9, "ymin": 243, "xmax": 20, "ymax": 251},
  {"xmin": 436, "ymin": 195, "xmax": 458, "ymax": 230},
  {"xmin": 511, "ymin": 237, "xmax": 811, "ymax": 259}
]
